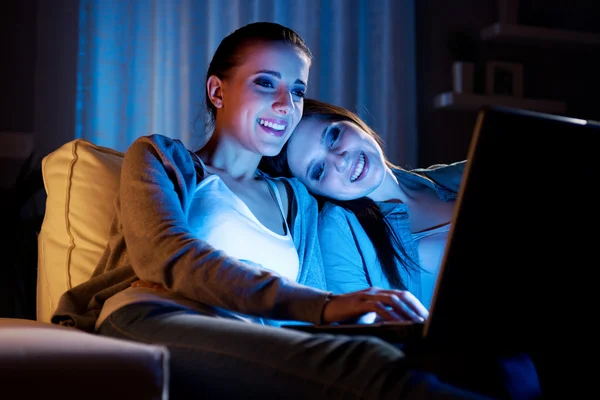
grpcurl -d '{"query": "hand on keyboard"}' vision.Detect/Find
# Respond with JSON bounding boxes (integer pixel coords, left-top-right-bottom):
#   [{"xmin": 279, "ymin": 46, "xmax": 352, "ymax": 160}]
[{"xmin": 321, "ymin": 287, "xmax": 429, "ymax": 325}]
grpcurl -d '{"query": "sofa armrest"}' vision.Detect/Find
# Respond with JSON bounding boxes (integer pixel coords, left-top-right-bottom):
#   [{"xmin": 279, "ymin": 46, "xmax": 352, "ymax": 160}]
[{"xmin": 0, "ymin": 318, "xmax": 169, "ymax": 400}]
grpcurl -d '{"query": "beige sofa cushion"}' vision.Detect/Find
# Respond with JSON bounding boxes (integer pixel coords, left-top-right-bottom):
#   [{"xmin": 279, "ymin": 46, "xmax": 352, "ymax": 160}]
[{"xmin": 37, "ymin": 139, "xmax": 124, "ymax": 323}]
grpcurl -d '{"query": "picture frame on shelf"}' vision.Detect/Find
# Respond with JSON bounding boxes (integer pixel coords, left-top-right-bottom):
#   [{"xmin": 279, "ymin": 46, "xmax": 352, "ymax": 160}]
[
  {"xmin": 485, "ymin": 61, "xmax": 524, "ymax": 97},
  {"xmin": 452, "ymin": 61, "xmax": 475, "ymax": 94}
]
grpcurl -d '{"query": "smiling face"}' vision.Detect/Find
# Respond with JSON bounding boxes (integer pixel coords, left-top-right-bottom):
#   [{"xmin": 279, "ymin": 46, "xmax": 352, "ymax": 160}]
[
  {"xmin": 286, "ymin": 117, "xmax": 386, "ymax": 200},
  {"xmin": 210, "ymin": 42, "xmax": 310, "ymax": 157}
]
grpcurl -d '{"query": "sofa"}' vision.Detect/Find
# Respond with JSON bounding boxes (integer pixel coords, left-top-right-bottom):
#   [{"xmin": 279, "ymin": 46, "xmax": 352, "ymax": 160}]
[{"xmin": 0, "ymin": 139, "xmax": 170, "ymax": 399}]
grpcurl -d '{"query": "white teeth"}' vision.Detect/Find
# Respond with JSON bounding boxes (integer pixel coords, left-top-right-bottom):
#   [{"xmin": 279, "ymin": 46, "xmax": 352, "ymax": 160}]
[
  {"xmin": 350, "ymin": 153, "xmax": 365, "ymax": 182},
  {"xmin": 258, "ymin": 118, "xmax": 285, "ymax": 131}
]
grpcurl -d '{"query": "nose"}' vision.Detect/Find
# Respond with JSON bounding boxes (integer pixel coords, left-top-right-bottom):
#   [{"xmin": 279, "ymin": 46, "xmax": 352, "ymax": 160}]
[
  {"xmin": 273, "ymin": 90, "xmax": 295, "ymax": 115},
  {"xmin": 328, "ymin": 151, "xmax": 349, "ymax": 173}
]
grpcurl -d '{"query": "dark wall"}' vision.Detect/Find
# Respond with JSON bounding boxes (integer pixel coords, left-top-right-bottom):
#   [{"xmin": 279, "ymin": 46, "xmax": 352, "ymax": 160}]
[
  {"xmin": 1, "ymin": 0, "xmax": 79, "ymax": 186},
  {"xmin": 0, "ymin": 0, "xmax": 37, "ymax": 189},
  {"xmin": 4, "ymin": 1, "xmax": 600, "ymax": 172},
  {"xmin": 415, "ymin": 0, "xmax": 600, "ymax": 167},
  {"xmin": 34, "ymin": 0, "xmax": 80, "ymax": 159},
  {"xmin": 1, "ymin": 1, "xmax": 37, "ymax": 133},
  {"xmin": 1, "ymin": 0, "xmax": 42, "ymax": 319}
]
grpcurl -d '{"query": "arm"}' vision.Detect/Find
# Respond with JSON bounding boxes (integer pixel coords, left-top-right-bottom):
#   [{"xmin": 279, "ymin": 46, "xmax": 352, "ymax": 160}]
[
  {"xmin": 319, "ymin": 204, "xmax": 371, "ymax": 294},
  {"xmin": 120, "ymin": 135, "xmax": 330, "ymax": 323},
  {"xmin": 318, "ymin": 205, "xmax": 429, "ymax": 322}
]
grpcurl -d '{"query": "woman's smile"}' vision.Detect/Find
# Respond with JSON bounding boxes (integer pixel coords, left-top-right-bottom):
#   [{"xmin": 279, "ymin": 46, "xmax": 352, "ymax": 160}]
[
  {"xmin": 258, "ymin": 117, "xmax": 288, "ymax": 137},
  {"xmin": 350, "ymin": 151, "xmax": 368, "ymax": 182}
]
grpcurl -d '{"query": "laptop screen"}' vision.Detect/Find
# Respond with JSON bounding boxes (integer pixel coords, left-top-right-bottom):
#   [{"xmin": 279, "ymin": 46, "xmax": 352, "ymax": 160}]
[{"xmin": 423, "ymin": 106, "xmax": 599, "ymax": 355}]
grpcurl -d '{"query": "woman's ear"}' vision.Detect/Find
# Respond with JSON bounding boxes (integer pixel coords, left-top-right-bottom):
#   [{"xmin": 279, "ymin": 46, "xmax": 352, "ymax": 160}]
[{"xmin": 206, "ymin": 75, "xmax": 224, "ymax": 108}]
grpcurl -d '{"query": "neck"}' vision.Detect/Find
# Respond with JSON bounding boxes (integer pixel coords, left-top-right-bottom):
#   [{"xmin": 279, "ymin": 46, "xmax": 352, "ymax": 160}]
[
  {"xmin": 367, "ymin": 166, "xmax": 407, "ymax": 202},
  {"xmin": 198, "ymin": 132, "xmax": 262, "ymax": 181}
]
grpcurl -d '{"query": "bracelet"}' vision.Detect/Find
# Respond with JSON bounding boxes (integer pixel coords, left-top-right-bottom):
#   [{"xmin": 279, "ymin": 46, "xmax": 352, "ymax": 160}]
[{"xmin": 320, "ymin": 292, "xmax": 335, "ymax": 324}]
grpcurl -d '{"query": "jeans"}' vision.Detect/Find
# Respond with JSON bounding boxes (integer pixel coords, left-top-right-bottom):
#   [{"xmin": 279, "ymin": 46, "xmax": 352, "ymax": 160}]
[{"xmin": 98, "ymin": 302, "xmax": 494, "ymax": 400}]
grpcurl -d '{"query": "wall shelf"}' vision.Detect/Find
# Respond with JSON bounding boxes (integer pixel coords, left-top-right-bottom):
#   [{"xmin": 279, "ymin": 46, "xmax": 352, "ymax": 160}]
[
  {"xmin": 433, "ymin": 92, "xmax": 566, "ymax": 114},
  {"xmin": 481, "ymin": 23, "xmax": 600, "ymax": 46}
]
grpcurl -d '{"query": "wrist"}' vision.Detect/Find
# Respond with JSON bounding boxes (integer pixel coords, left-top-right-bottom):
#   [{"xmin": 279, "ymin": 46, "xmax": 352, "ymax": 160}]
[{"xmin": 320, "ymin": 293, "xmax": 335, "ymax": 324}]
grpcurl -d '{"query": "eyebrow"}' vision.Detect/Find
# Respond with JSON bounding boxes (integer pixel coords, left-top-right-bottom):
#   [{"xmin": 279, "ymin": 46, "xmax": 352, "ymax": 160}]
[
  {"xmin": 305, "ymin": 125, "xmax": 329, "ymax": 180},
  {"xmin": 255, "ymin": 69, "xmax": 307, "ymax": 87}
]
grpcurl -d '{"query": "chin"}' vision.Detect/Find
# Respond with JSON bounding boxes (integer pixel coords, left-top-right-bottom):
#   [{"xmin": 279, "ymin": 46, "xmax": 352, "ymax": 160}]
[
  {"xmin": 261, "ymin": 146, "xmax": 284, "ymax": 158},
  {"xmin": 263, "ymin": 146, "xmax": 283, "ymax": 156}
]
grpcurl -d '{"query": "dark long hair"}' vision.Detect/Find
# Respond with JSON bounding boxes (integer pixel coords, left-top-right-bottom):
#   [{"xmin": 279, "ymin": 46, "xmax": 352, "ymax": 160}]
[{"xmin": 260, "ymin": 99, "xmax": 420, "ymax": 290}]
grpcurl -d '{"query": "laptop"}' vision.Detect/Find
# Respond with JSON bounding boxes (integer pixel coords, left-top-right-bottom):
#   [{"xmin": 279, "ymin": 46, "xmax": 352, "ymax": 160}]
[{"xmin": 283, "ymin": 106, "xmax": 599, "ymax": 355}]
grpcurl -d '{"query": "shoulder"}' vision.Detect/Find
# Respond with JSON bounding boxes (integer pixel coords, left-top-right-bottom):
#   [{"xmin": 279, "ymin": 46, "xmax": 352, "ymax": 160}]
[
  {"xmin": 262, "ymin": 176, "xmax": 302, "ymax": 224},
  {"xmin": 394, "ymin": 161, "xmax": 464, "ymax": 176},
  {"xmin": 126, "ymin": 134, "xmax": 189, "ymax": 157},
  {"xmin": 122, "ymin": 134, "xmax": 198, "ymax": 186},
  {"xmin": 282, "ymin": 177, "xmax": 309, "ymax": 198},
  {"xmin": 318, "ymin": 202, "xmax": 363, "ymax": 248},
  {"xmin": 319, "ymin": 201, "xmax": 355, "ymax": 224},
  {"xmin": 418, "ymin": 161, "xmax": 466, "ymax": 190},
  {"xmin": 394, "ymin": 161, "xmax": 465, "ymax": 192},
  {"xmin": 267, "ymin": 176, "xmax": 315, "ymax": 206},
  {"xmin": 123, "ymin": 134, "xmax": 192, "ymax": 165},
  {"xmin": 422, "ymin": 160, "xmax": 467, "ymax": 173},
  {"xmin": 320, "ymin": 201, "xmax": 346, "ymax": 215},
  {"xmin": 270, "ymin": 178, "xmax": 292, "ymax": 213}
]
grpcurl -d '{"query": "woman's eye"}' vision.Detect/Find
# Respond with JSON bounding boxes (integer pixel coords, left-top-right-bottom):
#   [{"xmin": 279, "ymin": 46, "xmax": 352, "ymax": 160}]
[
  {"xmin": 328, "ymin": 127, "xmax": 341, "ymax": 147},
  {"xmin": 255, "ymin": 79, "xmax": 274, "ymax": 88},
  {"xmin": 292, "ymin": 89, "xmax": 305, "ymax": 98},
  {"xmin": 312, "ymin": 164, "xmax": 324, "ymax": 181}
]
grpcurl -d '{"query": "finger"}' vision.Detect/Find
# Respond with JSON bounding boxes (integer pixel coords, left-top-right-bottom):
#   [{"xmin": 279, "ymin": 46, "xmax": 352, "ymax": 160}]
[
  {"xmin": 373, "ymin": 290, "xmax": 429, "ymax": 320},
  {"xmin": 395, "ymin": 291, "xmax": 429, "ymax": 319},
  {"xmin": 374, "ymin": 294, "xmax": 425, "ymax": 322},
  {"xmin": 356, "ymin": 290, "xmax": 415, "ymax": 321},
  {"xmin": 372, "ymin": 302, "xmax": 408, "ymax": 322},
  {"xmin": 389, "ymin": 301, "xmax": 423, "ymax": 322}
]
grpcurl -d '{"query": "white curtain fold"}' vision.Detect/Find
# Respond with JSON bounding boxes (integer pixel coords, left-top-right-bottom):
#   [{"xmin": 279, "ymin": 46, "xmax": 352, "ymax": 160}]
[{"xmin": 76, "ymin": 0, "xmax": 417, "ymax": 165}]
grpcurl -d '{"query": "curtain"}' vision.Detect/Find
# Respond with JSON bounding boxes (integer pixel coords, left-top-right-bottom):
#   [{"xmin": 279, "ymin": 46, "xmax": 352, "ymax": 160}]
[{"xmin": 75, "ymin": 0, "xmax": 417, "ymax": 166}]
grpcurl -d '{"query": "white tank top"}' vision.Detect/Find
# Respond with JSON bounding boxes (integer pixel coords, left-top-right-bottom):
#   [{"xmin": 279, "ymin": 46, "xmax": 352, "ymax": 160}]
[
  {"xmin": 189, "ymin": 173, "xmax": 299, "ymax": 281},
  {"xmin": 94, "ymin": 169, "xmax": 300, "ymax": 332},
  {"xmin": 412, "ymin": 222, "xmax": 451, "ymax": 309}
]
